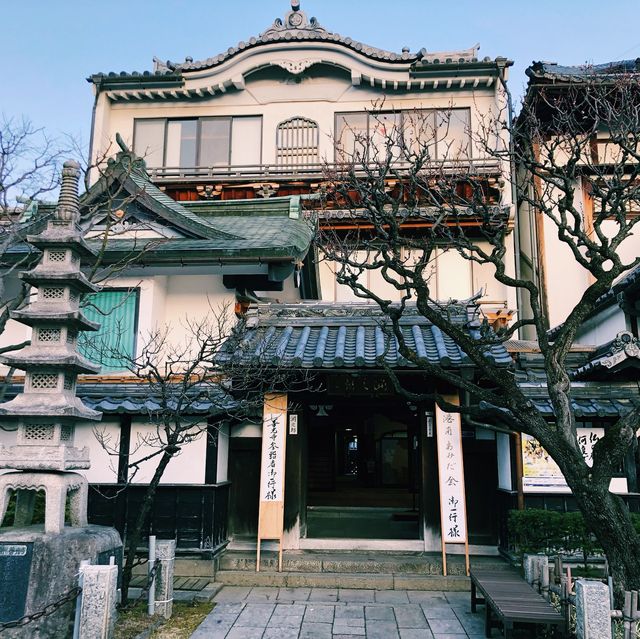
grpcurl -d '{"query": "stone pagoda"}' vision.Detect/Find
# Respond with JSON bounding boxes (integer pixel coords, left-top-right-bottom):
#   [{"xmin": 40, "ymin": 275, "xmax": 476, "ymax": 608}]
[{"xmin": 0, "ymin": 160, "xmax": 102, "ymax": 534}]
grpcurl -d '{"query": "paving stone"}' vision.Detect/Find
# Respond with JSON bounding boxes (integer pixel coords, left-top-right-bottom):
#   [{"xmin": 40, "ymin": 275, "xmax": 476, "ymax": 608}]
[
  {"xmin": 267, "ymin": 615, "xmax": 303, "ymax": 628},
  {"xmin": 420, "ymin": 603, "xmax": 458, "ymax": 619},
  {"xmin": 210, "ymin": 603, "xmax": 245, "ymax": 616},
  {"xmin": 263, "ymin": 628, "xmax": 299, "ymax": 639},
  {"xmin": 393, "ymin": 604, "xmax": 428, "ymax": 629},
  {"xmin": 365, "ymin": 605, "xmax": 394, "ymax": 621},
  {"xmin": 279, "ymin": 587, "xmax": 311, "ymax": 601},
  {"xmin": 300, "ymin": 621, "xmax": 333, "ymax": 638},
  {"xmin": 338, "ymin": 589, "xmax": 376, "ymax": 603},
  {"xmin": 272, "ymin": 603, "xmax": 307, "ymax": 617},
  {"xmin": 365, "ymin": 620, "xmax": 400, "ymax": 639},
  {"xmin": 444, "ymin": 591, "xmax": 469, "ymax": 604},
  {"xmin": 374, "ymin": 590, "xmax": 409, "ymax": 604},
  {"xmin": 310, "ymin": 588, "xmax": 339, "ymax": 602},
  {"xmin": 247, "ymin": 586, "xmax": 281, "ymax": 601},
  {"xmin": 334, "ymin": 604, "xmax": 365, "ymax": 619},
  {"xmin": 226, "ymin": 627, "xmax": 265, "ymax": 639},
  {"xmin": 406, "ymin": 591, "xmax": 447, "ymax": 604},
  {"xmin": 235, "ymin": 602, "xmax": 276, "ymax": 626},
  {"xmin": 331, "ymin": 624, "xmax": 366, "ymax": 636},
  {"xmin": 304, "ymin": 605, "xmax": 336, "ymax": 623},
  {"xmin": 453, "ymin": 608, "xmax": 485, "ymax": 634},
  {"xmin": 190, "ymin": 627, "xmax": 232, "ymax": 639},
  {"xmin": 428, "ymin": 617, "xmax": 466, "ymax": 634},
  {"xmin": 399, "ymin": 629, "xmax": 434, "ymax": 639},
  {"xmin": 333, "ymin": 618, "xmax": 365, "ymax": 628},
  {"xmin": 213, "ymin": 586, "xmax": 252, "ymax": 602}
]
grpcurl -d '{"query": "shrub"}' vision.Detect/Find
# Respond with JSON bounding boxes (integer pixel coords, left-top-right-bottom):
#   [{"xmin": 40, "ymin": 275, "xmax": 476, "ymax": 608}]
[{"xmin": 508, "ymin": 508, "xmax": 602, "ymax": 563}]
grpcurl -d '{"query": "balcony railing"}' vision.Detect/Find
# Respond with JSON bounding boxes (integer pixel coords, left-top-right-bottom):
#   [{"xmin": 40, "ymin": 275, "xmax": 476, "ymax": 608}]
[{"xmin": 147, "ymin": 158, "xmax": 504, "ymax": 183}]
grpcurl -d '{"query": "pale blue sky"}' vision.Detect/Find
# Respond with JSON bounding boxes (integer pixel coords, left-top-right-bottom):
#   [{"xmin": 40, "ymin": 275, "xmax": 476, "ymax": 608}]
[{"xmin": 3, "ymin": 0, "xmax": 640, "ymax": 153}]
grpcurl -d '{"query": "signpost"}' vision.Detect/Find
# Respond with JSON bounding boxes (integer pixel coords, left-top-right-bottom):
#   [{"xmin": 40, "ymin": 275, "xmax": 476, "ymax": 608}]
[
  {"xmin": 257, "ymin": 392, "xmax": 288, "ymax": 572},
  {"xmin": 435, "ymin": 396, "xmax": 470, "ymax": 576}
]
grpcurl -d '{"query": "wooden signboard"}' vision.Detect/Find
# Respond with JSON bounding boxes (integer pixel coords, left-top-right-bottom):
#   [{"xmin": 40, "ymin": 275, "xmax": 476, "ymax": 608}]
[
  {"xmin": 257, "ymin": 392, "xmax": 287, "ymax": 572},
  {"xmin": 435, "ymin": 395, "xmax": 470, "ymax": 576}
]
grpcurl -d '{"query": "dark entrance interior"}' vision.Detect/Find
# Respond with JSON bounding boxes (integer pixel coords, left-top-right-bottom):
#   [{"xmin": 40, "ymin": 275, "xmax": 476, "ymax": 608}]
[{"xmin": 306, "ymin": 402, "xmax": 420, "ymax": 539}]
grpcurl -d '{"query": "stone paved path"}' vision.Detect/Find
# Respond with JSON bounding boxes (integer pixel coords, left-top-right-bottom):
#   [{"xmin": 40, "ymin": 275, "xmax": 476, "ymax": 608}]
[{"xmin": 191, "ymin": 586, "xmax": 486, "ymax": 638}]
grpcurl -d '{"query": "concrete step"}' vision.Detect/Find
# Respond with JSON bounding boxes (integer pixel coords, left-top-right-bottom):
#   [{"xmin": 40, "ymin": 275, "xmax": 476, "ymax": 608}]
[
  {"xmin": 214, "ymin": 569, "xmax": 472, "ymax": 591},
  {"xmin": 219, "ymin": 550, "xmax": 506, "ymax": 576}
]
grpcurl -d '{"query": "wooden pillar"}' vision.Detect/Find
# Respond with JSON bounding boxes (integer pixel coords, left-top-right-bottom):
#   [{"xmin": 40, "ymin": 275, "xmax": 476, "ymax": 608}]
[
  {"xmin": 284, "ymin": 408, "xmax": 305, "ymax": 548},
  {"xmin": 418, "ymin": 404, "xmax": 439, "ymax": 549}
]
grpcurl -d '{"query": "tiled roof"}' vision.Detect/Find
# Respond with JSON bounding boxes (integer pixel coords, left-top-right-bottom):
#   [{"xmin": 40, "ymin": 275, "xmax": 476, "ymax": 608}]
[
  {"xmin": 81, "ymin": 383, "xmax": 237, "ymax": 415},
  {"xmin": 90, "ymin": 4, "xmax": 500, "ymax": 85},
  {"xmin": 527, "ymin": 59, "xmax": 640, "ymax": 83},
  {"xmin": 227, "ymin": 302, "xmax": 513, "ymax": 370},
  {"xmin": 530, "ymin": 397, "xmax": 637, "ymax": 417}
]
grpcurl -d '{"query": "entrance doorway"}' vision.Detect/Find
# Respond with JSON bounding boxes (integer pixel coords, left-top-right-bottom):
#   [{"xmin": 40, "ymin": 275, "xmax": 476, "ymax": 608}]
[{"xmin": 306, "ymin": 403, "xmax": 420, "ymax": 539}]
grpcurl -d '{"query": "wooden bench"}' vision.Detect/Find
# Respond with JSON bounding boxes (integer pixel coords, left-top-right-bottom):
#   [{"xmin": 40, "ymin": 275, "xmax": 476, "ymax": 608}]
[{"xmin": 470, "ymin": 567, "xmax": 565, "ymax": 638}]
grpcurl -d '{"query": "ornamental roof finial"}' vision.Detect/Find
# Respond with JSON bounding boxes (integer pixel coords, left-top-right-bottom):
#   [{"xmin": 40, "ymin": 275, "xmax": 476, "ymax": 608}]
[
  {"xmin": 56, "ymin": 159, "xmax": 81, "ymax": 223},
  {"xmin": 291, "ymin": 0, "xmax": 300, "ymax": 10}
]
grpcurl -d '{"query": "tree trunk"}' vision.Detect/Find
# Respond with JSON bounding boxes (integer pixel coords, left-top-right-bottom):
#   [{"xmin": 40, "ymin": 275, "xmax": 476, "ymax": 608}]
[
  {"xmin": 120, "ymin": 450, "xmax": 174, "ymax": 605},
  {"xmin": 567, "ymin": 474, "xmax": 640, "ymax": 604}
]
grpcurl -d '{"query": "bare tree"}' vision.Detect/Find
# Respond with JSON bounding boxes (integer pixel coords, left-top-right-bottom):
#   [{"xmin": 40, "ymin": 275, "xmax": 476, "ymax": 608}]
[
  {"xmin": 86, "ymin": 305, "xmax": 308, "ymax": 602},
  {"xmin": 317, "ymin": 72, "xmax": 640, "ymax": 598},
  {"xmin": 0, "ymin": 116, "xmax": 69, "ymax": 337}
]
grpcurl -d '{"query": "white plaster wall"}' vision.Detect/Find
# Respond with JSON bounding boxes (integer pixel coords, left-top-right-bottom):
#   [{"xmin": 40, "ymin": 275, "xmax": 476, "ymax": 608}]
[
  {"xmin": 576, "ymin": 304, "xmax": 628, "ymax": 345},
  {"xmin": 76, "ymin": 420, "xmax": 121, "ymax": 484},
  {"xmin": 162, "ymin": 274, "xmax": 235, "ymax": 346},
  {"xmin": 496, "ymin": 432, "xmax": 513, "ymax": 491},
  {"xmin": 230, "ymin": 420, "xmax": 262, "ymax": 438},
  {"xmin": 127, "ymin": 418, "xmax": 207, "ymax": 484},
  {"xmin": 93, "ymin": 66, "xmax": 504, "ymax": 176},
  {"xmin": 216, "ymin": 422, "xmax": 229, "ymax": 483}
]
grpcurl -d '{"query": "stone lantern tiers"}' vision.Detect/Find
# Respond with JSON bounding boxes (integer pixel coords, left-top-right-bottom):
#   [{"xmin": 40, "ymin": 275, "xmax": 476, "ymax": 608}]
[{"xmin": 0, "ymin": 160, "xmax": 103, "ymax": 533}]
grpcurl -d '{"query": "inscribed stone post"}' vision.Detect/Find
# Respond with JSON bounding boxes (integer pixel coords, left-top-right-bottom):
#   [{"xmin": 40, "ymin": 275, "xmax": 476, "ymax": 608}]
[
  {"xmin": 78, "ymin": 564, "xmax": 118, "ymax": 639},
  {"xmin": 154, "ymin": 540, "xmax": 176, "ymax": 619},
  {"xmin": 575, "ymin": 579, "xmax": 612, "ymax": 639}
]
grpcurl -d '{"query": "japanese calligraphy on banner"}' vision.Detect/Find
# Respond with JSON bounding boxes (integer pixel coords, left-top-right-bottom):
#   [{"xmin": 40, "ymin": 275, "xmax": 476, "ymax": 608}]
[
  {"xmin": 260, "ymin": 411, "xmax": 286, "ymax": 502},
  {"xmin": 435, "ymin": 405, "xmax": 468, "ymax": 544}
]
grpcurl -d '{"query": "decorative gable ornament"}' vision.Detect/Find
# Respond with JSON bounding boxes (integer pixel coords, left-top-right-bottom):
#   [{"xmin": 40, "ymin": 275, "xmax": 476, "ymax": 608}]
[{"xmin": 262, "ymin": 1, "xmax": 327, "ymax": 38}]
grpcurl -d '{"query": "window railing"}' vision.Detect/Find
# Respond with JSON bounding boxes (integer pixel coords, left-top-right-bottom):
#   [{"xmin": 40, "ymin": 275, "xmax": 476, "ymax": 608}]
[{"xmin": 147, "ymin": 158, "xmax": 503, "ymax": 183}]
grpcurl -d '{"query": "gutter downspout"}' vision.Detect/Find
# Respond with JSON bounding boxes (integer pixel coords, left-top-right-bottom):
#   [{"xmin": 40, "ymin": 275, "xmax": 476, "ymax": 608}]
[
  {"xmin": 86, "ymin": 78, "xmax": 101, "ymax": 191},
  {"xmin": 497, "ymin": 64, "xmax": 523, "ymax": 340}
]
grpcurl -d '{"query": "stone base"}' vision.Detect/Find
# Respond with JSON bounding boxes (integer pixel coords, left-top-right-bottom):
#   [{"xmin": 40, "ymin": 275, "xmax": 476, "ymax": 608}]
[{"xmin": 0, "ymin": 525, "xmax": 122, "ymax": 638}]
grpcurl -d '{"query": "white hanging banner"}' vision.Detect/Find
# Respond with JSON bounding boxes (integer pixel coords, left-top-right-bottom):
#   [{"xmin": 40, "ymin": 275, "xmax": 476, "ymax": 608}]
[
  {"xmin": 435, "ymin": 404, "xmax": 468, "ymax": 544},
  {"xmin": 260, "ymin": 411, "xmax": 286, "ymax": 502},
  {"xmin": 257, "ymin": 393, "xmax": 288, "ymax": 572}
]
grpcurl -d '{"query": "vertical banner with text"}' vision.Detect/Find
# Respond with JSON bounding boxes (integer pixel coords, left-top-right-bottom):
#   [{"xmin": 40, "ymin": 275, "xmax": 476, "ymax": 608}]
[
  {"xmin": 257, "ymin": 392, "xmax": 288, "ymax": 571},
  {"xmin": 435, "ymin": 399, "xmax": 469, "ymax": 575}
]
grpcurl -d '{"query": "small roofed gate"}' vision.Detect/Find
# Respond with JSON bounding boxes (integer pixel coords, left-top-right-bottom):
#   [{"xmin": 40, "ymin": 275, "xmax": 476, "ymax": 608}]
[{"xmin": 276, "ymin": 117, "xmax": 320, "ymax": 167}]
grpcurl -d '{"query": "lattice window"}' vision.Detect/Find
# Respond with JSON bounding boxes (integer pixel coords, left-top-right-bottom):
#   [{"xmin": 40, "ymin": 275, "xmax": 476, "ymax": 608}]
[
  {"xmin": 68, "ymin": 290, "xmax": 80, "ymax": 304},
  {"xmin": 47, "ymin": 250, "xmax": 67, "ymax": 263},
  {"xmin": 63, "ymin": 375, "xmax": 75, "ymax": 391},
  {"xmin": 30, "ymin": 373, "xmax": 59, "ymax": 390},
  {"xmin": 71, "ymin": 253, "xmax": 80, "ymax": 264},
  {"xmin": 24, "ymin": 424, "xmax": 55, "ymax": 441},
  {"xmin": 67, "ymin": 330, "xmax": 77, "ymax": 344},
  {"xmin": 60, "ymin": 425, "xmax": 74, "ymax": 442},
  {"xmin": 276, "ymin": 117, "xmax": 320, "ymax": 166},
  {"xmin": 37, "ymin": 328, "xmax": 62, "ymax": 343},
  {"xmin": 41, "ymin": 287, "xmax": 65, "ymax": 300}
]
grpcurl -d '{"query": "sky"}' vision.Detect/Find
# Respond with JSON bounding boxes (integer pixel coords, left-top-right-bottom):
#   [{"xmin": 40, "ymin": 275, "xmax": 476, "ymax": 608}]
[{"xmin": 3, "ymin": 0, "xmax": 640, "ymax": 156}]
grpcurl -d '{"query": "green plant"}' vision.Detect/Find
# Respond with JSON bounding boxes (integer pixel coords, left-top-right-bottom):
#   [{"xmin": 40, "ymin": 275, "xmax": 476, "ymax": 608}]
[
  {"xmin": 563, "ymin": 511, "xmax": 602, "ymax": 570},
  {"xmin": 508, "ymin": 509, "xmax": 566, "ymax": 555}
]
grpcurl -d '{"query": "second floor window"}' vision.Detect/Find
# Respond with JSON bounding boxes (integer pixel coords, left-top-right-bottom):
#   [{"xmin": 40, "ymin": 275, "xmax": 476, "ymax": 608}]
[
  {"xmin": 335, "ymin": 109, "xmax": 471, "ymax": 164},
  {"xmin": 134, "ymin": 116, "xmax": 262, "ymax": 168}
]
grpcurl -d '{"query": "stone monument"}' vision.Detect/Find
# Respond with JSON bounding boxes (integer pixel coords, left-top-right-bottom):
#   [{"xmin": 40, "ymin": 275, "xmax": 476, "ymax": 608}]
[{"xmin": 0, "ymin": 161, "xmax": 122, "ymax": 638}]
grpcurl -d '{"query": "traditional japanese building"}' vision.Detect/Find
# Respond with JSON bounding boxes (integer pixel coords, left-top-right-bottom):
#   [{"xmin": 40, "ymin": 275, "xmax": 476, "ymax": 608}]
[{"xmin": 2, "ymin": 4, "xmax": 638, "ymax": 572}]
